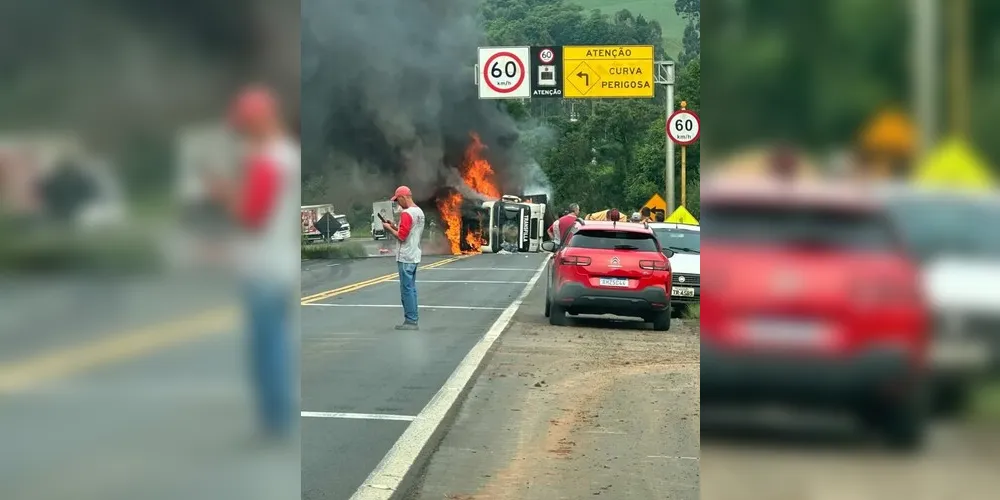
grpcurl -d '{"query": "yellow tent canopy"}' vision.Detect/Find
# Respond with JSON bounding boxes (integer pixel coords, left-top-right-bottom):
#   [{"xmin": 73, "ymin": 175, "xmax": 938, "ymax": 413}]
[{"xmin": 584, "ymin": 209, "xmax": 610, "ymax": 221}]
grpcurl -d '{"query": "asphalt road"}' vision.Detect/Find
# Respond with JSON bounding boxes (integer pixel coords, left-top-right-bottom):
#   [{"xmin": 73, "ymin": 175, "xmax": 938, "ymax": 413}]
[{"xmin": 300, "ymin": 252, "xmax": 549, "ymax": 500}]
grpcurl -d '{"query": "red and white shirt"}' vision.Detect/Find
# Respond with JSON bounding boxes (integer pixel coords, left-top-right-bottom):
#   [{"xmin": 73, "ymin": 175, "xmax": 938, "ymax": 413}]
[{"xmin": 235, "ymin": 137, "xmax": 300, "ymax": 284}]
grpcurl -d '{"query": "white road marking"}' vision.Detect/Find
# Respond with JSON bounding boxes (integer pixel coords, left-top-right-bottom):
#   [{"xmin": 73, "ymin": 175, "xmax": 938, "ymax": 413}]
[
  {"xmin": 423, "ymin": 267, "xmax": 538, "ymax": 271},
  {"xmin": 303, "ymin": 304, "xmax": 505, "ymax": 310},
  {"xmin": 349, "ymin": 254, "xmax": 551, "ymax": 500},
  {"xmin": 327, "ymin": 263, "xmax": 340, "ymax": 267},
  {"xmin": 387, "ymin": 280, "xmax": 529, "ymax": 284},
  {"xmin": 302, "ymin": 411, "xmax": 416, "ymax": 421}
]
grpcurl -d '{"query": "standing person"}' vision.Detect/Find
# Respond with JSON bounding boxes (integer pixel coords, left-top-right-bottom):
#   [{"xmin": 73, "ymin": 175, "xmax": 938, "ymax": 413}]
[
  {"xmin": 209, "ymin": 84, "xmax": 299, "ymax": 440},
  {"xmin": 547, "ymin": 202, "xmax": 581, "ymax": 244},
  {"xmin": 382, "ymin": 185, "xmax": 425, "ymax": 330},
  {"xmin": 639, "ymin": 207, "xmax": 653, "ymax": 223}
]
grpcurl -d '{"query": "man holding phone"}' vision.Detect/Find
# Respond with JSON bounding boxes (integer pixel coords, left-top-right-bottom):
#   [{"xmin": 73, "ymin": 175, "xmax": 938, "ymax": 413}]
[{"xmin": 382, "ymin": 186, "xmax": 425, "ymax": 330}]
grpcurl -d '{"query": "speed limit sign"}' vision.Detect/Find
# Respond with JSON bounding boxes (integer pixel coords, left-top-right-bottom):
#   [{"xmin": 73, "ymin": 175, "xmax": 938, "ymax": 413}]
[
  {"xmin": 667, "ymin": 109, "xmax": 700, "ymax": 145},
  {"xmin": 477, "ymin": 46, "xmax": 530, "ymax": 99}
]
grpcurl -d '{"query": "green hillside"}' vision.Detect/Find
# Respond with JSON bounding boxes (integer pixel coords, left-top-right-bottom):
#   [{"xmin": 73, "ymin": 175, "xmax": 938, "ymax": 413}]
[{"xmin": 572, "ymin": 0, "xmax": 686, "ymax": 57}]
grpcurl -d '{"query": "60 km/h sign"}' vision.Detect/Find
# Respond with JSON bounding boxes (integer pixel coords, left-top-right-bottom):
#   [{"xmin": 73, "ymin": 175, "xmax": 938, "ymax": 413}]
[
  {"xmin": 562, "ymin": 45, "xmax": 655, "ymax": 98},
  {"xmin": 477, "ymin": 46, "xmax": 530, "ymax": 99},
  {"xmin": 667, "ymin": 109, "xmax": 700, "ymax": 145}
]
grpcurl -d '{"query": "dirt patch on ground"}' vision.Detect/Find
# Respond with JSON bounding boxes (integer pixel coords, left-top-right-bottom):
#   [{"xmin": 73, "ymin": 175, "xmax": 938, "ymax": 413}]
[{"xmin": 410, "ymin": 284, "xmax": 700, "ymax": 500}]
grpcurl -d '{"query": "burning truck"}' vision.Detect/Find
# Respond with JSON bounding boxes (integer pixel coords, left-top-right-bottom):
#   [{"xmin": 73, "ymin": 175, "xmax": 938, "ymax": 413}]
[{"xmin": 419, "ymin": 133, "xmax": 550, "ymax": 255}]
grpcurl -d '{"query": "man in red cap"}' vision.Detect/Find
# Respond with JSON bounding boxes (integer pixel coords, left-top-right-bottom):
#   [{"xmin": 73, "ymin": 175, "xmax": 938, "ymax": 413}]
[
  {"xmin": 209, "ymin": 84, "xmax": 299, "ymax": 439},
  {"xmin": 382, "ymin": 185, "xmax": 425, "ymax": 329}
]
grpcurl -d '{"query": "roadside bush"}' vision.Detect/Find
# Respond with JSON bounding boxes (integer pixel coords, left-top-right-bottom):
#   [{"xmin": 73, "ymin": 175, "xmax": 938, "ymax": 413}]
[
  {"xmin": 301, "ymin": 241, "xmax": 367, "ymax": 260},
  {"xmin": 0, "ymin": 229, "xmax": 161, "ymax": 273}
]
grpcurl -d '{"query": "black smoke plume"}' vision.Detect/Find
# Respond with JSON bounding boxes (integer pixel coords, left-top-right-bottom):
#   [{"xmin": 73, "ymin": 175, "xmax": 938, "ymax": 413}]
[{"xmin": 301, "ymin": 0, "xmax": 523, "ymax": 205}]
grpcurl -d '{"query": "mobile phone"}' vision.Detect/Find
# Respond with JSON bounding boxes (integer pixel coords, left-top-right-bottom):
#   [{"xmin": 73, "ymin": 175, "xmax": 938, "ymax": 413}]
[{"xmin": 377, "ymin": 213, "xmax": 388, "ymax": 223}]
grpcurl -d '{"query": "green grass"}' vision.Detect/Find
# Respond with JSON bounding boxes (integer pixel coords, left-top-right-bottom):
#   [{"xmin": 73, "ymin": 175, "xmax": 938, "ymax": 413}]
[
  {"xmin": 573, "ymin": 0, "xmax": 687, "ymax": 57},
  {"xmin": 302, "ymin": 242, "xmax": 367, "ymax": 260},
  {"xmin": 970, "ymin": 380, "xmax": 1000, "ymax": 422},
  {"xmin": 682, "ymin": 303, "xmax": 699, "ymax": 320}
]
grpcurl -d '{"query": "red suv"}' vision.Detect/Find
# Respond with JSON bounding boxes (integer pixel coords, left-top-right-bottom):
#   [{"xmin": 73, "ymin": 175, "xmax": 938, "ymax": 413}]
[
  {"xmin": 700, "ymin": 182, "xmax": 930, "ymax": 450},
  {"xmin": 542, "ymin": 221, "xmax": 674, "ymax": 330}
]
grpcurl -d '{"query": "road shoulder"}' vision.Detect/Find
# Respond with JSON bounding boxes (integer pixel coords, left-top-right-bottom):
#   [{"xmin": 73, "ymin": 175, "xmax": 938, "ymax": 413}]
[{"xmin": 407, "ymin": 281, "xmax": 701, "ymax": 500}]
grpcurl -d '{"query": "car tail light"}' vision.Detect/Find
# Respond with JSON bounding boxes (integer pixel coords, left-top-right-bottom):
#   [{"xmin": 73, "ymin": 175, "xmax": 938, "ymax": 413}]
[
  {"xmin": 639, "ymin": 259, "xmax": 669, "ymax": 270},
  {"xmin": 560, "ymin": 255, "xmax": 591, "ymax": 266}
]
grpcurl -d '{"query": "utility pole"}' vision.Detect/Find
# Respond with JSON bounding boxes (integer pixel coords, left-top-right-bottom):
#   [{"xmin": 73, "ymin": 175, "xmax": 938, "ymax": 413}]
[
  {"xmin": 949, "ymin": 0, "xmax": 970, "ymax": 138},
  {"xmin": 655, "ymin": 61, "xmax": 676, "ymax": 212},
  {"xmin": 911, "ymin": 0, "xmax": 938, "ymax": 159}
]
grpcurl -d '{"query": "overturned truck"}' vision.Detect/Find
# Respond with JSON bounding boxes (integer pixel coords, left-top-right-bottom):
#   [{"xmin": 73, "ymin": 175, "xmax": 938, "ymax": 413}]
[{"xmin": 459, "ymin": 194, "xmax": 549, "ymax": 253}]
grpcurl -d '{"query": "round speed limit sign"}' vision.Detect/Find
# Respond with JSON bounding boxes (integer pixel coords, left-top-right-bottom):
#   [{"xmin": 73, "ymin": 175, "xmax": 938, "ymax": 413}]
[
  {"xmin": 483, "ymin": 51, "xmax": 526, "ymax": 94},
  {"xmin": 667, "ymin": 109, "xmax": 701, "ymax": 145}
]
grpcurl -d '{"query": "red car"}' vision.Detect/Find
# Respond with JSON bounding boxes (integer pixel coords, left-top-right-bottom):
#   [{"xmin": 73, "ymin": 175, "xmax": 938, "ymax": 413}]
[
  {"xmin": 700, "ymin": 181, "xmax": 930, "ymax": 450},
  {"xmin": 542, "ymin": 221, "xmax": 674, "ymax": 330}
]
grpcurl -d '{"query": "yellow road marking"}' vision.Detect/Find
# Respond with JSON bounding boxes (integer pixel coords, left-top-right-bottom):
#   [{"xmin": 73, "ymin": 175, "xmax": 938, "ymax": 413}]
[
  {"xmin": 300, "ymin": 255, "xmax": 467, "ymax": 305},
  {"xmin": 0, "ymin": 307, "xmax": 238, "ymax": 394},
  {"xmin": 0, "ymin": 254, "xmax": 472, "ymax": 393}
]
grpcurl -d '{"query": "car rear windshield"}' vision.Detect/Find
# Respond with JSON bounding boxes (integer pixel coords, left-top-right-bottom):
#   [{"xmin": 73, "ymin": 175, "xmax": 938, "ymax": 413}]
[
  {"xmin": 702, "ymin": 203, "xmax": 897, "ymax": 250},
  {"xmin": 567, "ymin": 229, "xmax": 660, "ymax": 251}
]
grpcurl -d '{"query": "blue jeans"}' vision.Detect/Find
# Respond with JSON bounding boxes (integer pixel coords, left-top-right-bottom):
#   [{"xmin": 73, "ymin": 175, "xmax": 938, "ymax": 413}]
[
  {"xmin": 243, "ymin": 280, "xmax": 294, "ymax": 437},
  {"xmin": 398, "ymin": 261, "xmax": 418, "ymax": 324}
]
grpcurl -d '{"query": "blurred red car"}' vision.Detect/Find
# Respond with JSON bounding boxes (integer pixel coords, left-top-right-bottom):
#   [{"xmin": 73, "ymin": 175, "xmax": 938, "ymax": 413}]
[
  {"xmin": 542, "ymin": 221, "xmax": 674, "ymax": 331},
  {"xmin": 700, "ymin": 181, "xmax": 930, "ymax": 450}
]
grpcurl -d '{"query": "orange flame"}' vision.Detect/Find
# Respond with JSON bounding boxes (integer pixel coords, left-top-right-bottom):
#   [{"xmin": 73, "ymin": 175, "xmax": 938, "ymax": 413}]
[
  {"xmin": 436, "ymin": 132, "xmax": 502, "ymax": 255},
  {"xmin": 438, "ymin": 191, "xmax": 463, "ymax": 255}
]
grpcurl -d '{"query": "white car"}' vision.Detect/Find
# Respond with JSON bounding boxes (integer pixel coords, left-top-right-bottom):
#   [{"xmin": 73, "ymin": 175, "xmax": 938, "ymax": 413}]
[
  {"xmin": 883, "ymin": 187, "xmax": 1000, "ymax": 415},
  {"xmin": 330, "ymin": 214, "xmax": 351, "ymax": 241},
  {"xmin": 648, "ymin": 222, "xmax": 700, "ymax": 307}
]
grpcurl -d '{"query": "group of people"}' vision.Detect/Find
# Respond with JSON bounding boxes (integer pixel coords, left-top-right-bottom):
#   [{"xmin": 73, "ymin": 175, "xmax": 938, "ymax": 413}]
[{"xmin": 545, "ymin": 204, "xmax": 663, "ymax": 244}]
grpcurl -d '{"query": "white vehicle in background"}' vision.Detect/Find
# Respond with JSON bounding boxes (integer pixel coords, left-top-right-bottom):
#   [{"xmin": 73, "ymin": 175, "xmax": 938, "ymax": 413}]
[
  {"xmin": 301, "ymin": 204, "xmax": 349, "ymax": 243},
  {"xmin": 882, "ymin": 187, "xmax": 1000, "ymax": 416},
  {"xmin": 648, "ymin": 222, "xmax": 700, "ymax": 314},
  {"xmin": 371, "ymin": 200, "xmax": 399, "ymax": 240}
]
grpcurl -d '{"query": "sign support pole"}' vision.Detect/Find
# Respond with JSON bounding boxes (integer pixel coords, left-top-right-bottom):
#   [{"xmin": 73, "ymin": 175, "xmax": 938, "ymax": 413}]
[
  {"xmin": 656, "ymin": 61, "xmax": 676, "ymax": 213},
  {"xmin": 680, "ymin": 146, "xmax": 687, "ymax": 207},
  {"xmin": 679, "ymin": 100, "xmax": 688, "ymax": 207}
]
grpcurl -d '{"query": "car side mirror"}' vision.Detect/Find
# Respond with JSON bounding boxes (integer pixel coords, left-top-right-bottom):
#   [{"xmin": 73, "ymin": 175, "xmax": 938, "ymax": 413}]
[
  {"xmin": 541, "ymin": 240, "xmax": 557, "ymax": 252},
  {"xmin": 662, "ymin": 248, "xmax": 674, "ymax": 258}
]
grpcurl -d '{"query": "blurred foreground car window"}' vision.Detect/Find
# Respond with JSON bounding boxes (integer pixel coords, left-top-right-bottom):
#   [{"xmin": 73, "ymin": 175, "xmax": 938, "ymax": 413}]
[{"xmin": 702, "ymin": 203, "xmax": 898, "ymax": 251}]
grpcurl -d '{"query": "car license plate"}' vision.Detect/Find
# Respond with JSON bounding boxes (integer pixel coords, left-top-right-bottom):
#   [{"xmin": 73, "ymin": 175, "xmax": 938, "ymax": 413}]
[
  {"xmin": 598, "ymin": 277, "xmax": 629, "ymax": 288},
  {"xmin": 742, "ymin": 318, "xmax": 829, "ymax": 347},
  {"xmin": 672, "ymin": 286, "xmax": 695, "ymax": 297}
]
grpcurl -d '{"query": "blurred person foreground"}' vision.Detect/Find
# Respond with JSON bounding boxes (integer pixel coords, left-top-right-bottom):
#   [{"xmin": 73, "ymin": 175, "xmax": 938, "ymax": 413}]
[{"xmin": 0, "ymin": 2, "xmax": 300, "ymax": 499}]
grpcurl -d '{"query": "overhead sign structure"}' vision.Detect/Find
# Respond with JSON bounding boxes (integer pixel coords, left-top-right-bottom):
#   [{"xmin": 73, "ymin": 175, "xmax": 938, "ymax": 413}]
[
  {"xmin": 667, "ymin": 108, "xmax": 700, "ymax": 145},
  {"xmin": 562, "ymin": 45, "xmax": 655, "ymax": 98},
  {"xmin": 665, "ymin": 206, "xmax": 699, "ymax": 225},
  {"xmin": 477, "ymin": 46, "xmax": 531, "ymax": 99},
  {"xmin": 530, "ymin": 46, "xmax": 563, "ymax": 98}
]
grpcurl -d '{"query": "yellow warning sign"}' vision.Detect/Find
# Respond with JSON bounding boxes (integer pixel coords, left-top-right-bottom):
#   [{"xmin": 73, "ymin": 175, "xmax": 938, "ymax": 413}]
[
  {"xmin": 912, "ymin": 137, "xmax": 994, "ymax": 190},
  {"xmin": 642, "ymin": 193, "xmax": 667, "ymax": 212},
  {"xmin": 665, "ymin": 206, "xmax": 698, "ymax": 225},
  {"xmin": 562, "ymin": 45, "xmax": 655, "ymax": 99},
  {"xmin": 859, "ymin": 109, "xmax": 916, "ymax": 156}
]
